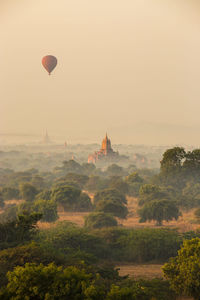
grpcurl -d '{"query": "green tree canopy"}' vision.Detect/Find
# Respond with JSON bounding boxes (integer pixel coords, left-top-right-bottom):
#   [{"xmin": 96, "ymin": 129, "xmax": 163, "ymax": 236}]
[
  {"xmin": 33, "ymin": 199, "xmax": 58, "ymax": 223},
  {"xmin": 94, "ymin": 188, "xmax": 127, "ymax": 206},
  {"xmin": 0, "ymin": 192, "xmax": 4, "ymax": 208},
  {"xmin": 106, "ymin": 164, "xmax": 124, "ymax": 177},
  {"xmin": 96, "ymin": 199, "xmax": 128, "ymax": 219},
  {"xmin": 84, "ymin": 212, "xmax": 118, "ymax": 229},
  {"xmin": 138, "ymin": 184, "xmax": 170, "ymax": 206},
  {"xmin": 138, "ymin": 199, "xmax": 180, "ymax": 226},
  {"xmin": 19, "ymin": 183, "xmax": 38, "ymax": 202},
  {"xmin": 52, "ymin": 186, "xmax": 92, "ymax": 212},
  {"xmin": 1, "ymin": 187, "xmax": 19, "ymax": 201},
  {"xmin": 163, "ymin": 238, "xmax": 200, "ymax": 300},
  {"xmin": 52, "ymin": 185, "xmax": 81, "ymax": 211},
  {"xmin": 108, "ymin": 177, "xmax": 129, "ymax": 195},
  {"xmin": 125, "ymin": 172, "xmax": 143, "ymax": 185},
  {"xmin": 2, "ymin": 263, "xmax": 105, "ymax": 300}
]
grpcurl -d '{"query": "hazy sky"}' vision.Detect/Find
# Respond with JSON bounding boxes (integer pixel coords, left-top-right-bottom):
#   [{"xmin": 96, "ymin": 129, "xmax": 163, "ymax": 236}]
[{"xmin": 1, "ymin": 0, "xmax": 200, "ymax": 145}]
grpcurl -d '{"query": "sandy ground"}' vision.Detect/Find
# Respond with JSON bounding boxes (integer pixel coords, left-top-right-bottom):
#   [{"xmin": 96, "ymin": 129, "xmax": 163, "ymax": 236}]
[
  {"xmin": 117, "ymin": 264, "xmax": 163, "ymax": 279},
  {"xmin": 38, "ymin": 196, "xmax": 200, "ymax": 232}
]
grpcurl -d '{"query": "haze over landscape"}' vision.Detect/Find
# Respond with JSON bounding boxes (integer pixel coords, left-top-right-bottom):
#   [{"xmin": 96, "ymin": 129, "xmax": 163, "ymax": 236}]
[
  {"xmin": 1, "ymin": 0, "xmax": 200, "ymax": 145},
  {"xmin": 2, "ymin": 2, "xmax": 200, "ymax": 299}
]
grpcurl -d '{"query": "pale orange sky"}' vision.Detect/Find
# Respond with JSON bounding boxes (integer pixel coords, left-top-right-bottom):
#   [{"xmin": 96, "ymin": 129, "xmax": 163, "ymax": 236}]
[{"xmin": 1, "ymin": 0, "xmax": 200, "ymax": 145}]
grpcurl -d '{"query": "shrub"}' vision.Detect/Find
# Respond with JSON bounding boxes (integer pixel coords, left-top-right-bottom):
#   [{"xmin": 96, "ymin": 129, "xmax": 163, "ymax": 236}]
[
  {"xmin": 94, "ymin": 189, "xmax": 127, "ymax": 206},
  {"xmin": 138, "ymin": 199, "xmax": 180, "ymax": 226},
  {"xmin": 85, "ymin": 212, "xmax": 118, "ymax": 229},
  {"xmin": 77, "ymin": 193, "xmax": 93, "ymax": 212},
  {"xmin": 19, "ymin": 183, "xmax": 38, "ymax": 202},
  {"xmin": 96, "ymin": 200, "xmax": 128, "ymax": 219},
  {"xmin": 33, "ymin": 199, "xmax": 58, "ymax": 222},
  {"xmin": 1, "ymin": 187, "xmax": 20, "ymax": 201}
]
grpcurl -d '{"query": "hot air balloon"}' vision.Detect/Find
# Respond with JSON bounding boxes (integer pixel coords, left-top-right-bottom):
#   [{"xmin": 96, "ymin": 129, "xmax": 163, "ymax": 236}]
[{"xmin": 42, "ymin": 55, "xmax": 57, "ymax": 75}]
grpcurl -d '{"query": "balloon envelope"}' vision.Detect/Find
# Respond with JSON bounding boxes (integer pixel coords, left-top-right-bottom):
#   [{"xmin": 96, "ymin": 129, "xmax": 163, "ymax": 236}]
[{"xmin": 42, "ymin": 55, "xmax": 57, "ymax": 75}]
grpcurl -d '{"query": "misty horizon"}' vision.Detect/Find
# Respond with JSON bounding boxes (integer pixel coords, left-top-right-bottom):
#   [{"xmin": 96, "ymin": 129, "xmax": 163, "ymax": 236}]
[{"xmin": 1, "ymin": 0, "xmax": 200, "ymax": 145}]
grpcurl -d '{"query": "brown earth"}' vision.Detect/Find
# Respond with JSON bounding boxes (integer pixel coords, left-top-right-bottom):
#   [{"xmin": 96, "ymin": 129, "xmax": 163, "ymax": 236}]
[
  {"xmin": 38, "ymin": 196, "xmax": 200, "ymax": 232},
  {"xmin": 117, "ymin": 264, "xmax": 193, "ymax": 300},
  {"xmin": 117, "ymin": 264, "xmax": 163, "ymax": 279}
]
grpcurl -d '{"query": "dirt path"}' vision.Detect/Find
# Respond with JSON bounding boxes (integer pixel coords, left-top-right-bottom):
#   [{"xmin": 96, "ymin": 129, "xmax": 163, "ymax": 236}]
[{"xmin": 117, "ymin": 264, "xmax": 163, "ymax": 279}]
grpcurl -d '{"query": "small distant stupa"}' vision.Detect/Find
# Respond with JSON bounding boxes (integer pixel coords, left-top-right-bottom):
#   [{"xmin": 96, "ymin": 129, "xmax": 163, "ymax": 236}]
[
  {"xmin": 88, "ymin": 133, "xmax": 119, "ymax": 163},
  {"xmin": 42, "ymin": 130, "xmax": 52, "ymax": 144}
]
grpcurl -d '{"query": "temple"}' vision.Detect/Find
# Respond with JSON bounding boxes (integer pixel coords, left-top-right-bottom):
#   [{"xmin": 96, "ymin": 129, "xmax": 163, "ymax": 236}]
[
  {"xmin": 42, "ymin": 130, "xmax": 52, "ymax": 144},
  {"xmin": 88, "ymin": 134, "xmax": 119, "ymax": 163}
]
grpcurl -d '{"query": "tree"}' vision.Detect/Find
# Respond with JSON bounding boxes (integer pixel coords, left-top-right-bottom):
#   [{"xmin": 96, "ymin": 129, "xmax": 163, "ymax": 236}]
[
  {"xmin": 0, "ymin": 212, "xmax": 42, "ymax": 250},
  {"xmin": 2, "ymin": 263, "xmax": 105, "ymax": 300},
  {"xmin": 19, "ymin": 183, "xmax": 38, "ymax": 202},
  {"xmin": 85, "ymin": 176, "xmax": 109, "ymax": 193},
  {"xmin": 194, "ymin": 208, "xmax": 200, "ymax": 223},
  {"xmin": 96, "ymin": 199, "xmax": 128, "ymax": 219},
  {"xmin": 125, "ymin": 173, "xmax": 144, "ymax": 197},
  {"xmin": 94, "ymin": 189, "xmax": 127, "ymax": 206},
  {"xmin": 108, "ymin": 177, "xmax": 129, "ymax": 195},
  {"xmin": 138, "ymin": 200, "xmax": 180, "ymax": 226},
  {"xmin": 181, "ymin": 182, "xmax": 200, "ymax": 208},
  {"xmin": 84, "ymin": 212, "xmax": 118, "ymax": 229},
  {"xmin": 0, "ymin": 205, "xmax": 17, "ymax": 223},
  {"xmin": 106, "ymin": 283, "xmax": 149, "ymax": 300},
  {"xmin": 77, "ymin": 193, "xmax": 93, "ymax": 212},
  {"xmin": 56, "ymin": 173, "xmax": 89, "ymax": 189},
  {"xmin": 125, "ymin": 172, "xmax": 143, "ymax": 185},
  {"xmin": 138, "ymin": 184, "xmax": 169, "ymax": 206},
  {"xmin": 33, "ymin": 199, "xmax": 58, "ymax": 222},
  {"xmin": 183, "ymin": 149, "xmax": 200, "ymax": 180},
  {"xmin": 31, "ymin": 175, "xmax": 46, "ymax": 190},
  {"xmin": 0, "ymin": 192, "xmax": 4, "ymax": 208},
  {"xmin": 160, "ymin": 147, "xmax": 186, "ymax": 175},
  {"xmin": 1, "ymin": 187, "xmax": 19, "ymax": 201},
  {"xmin": 62, "ymin": 160, "xmax": 83, "ymax": 174},
  {"xmin": 52, "ymin": 185, "xmax": 81, "ymax": 211},
  {"xmin": 106, "ymin": 164, "xmax": 124, "ymax": 177},
  {"xmin": 82, "ymin": 163, "xmax": 96, "ymax": 175},
  {"xmin": 0, "ymin": 242, "xmax": 67, "ymax": 286},
  {"xmin": 52, "ymin": 186, "xmax": 92, "ymax": 212},
  {"xmin": 163, "ymin": 238, "xmax": 200, "ymax": 300},
  {"xmin": 35, "ymin": 189, "xmax": 52, "ymax": 201},
  {"xmin": 159, "ymin": 147, "xmax": 186, "ymax": 188}
]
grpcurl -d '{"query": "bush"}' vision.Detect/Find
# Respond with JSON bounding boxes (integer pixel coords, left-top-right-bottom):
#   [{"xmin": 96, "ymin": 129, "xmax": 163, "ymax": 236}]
[
  {"xmin": 108, "ymin": 177, "xmax": 129, "ymax": 195},
  {"xmin": 125, "ymin": 172, "xmax": 143, "ymax": 184},
  {"xmin": 85, "ymin": 176, "xmax": 109, "ymax": 192},
  {"xmin": 35, "ymin": 189, "xmax": 52, "ymax": 201},
  {"xmin": 127, "ymin": 182, "xmax": 142, "ymax": 197},
  {"xmin": 52, "ymin": 186, "xmax": 92, "ymax": 212},
  {"xmin": 1, "ymin": 187, "xmax": 20, "ymax": 201},
  {"xmin": 194, "ymin": 208, "xmax": 200, "ymax": 222},
  {"xmin": 94, "ymin": 189, "xmax": 127, "ymax": 206},
  {"xmin": 19, "ymin": 183, "xmax": 38, "ymax": 202},
  {"xmin": 0, "ymin": 242, "xmax": 66, "ymax": 286},
  {"xmin": 52, "ymin": 185, "xmax": 81, "ymax": 211},
  {"xmin": 2, "ymin": 263, "xmax": 105, "ymax": 300},
  {"xmin": 138, "ymin": 184, "xmax": 169, "ymax": 206},
  {"xmin": 77, "ymin": 193, "xmax": 93, "ymax": 212},
  {"xmin": 0, "ymin": 205, "xmax": 17, "ymax": 223},
  {"xmin": 85, "ymin": 212, "xmax": 118, "ymax": 229},
  {"xmin": 96, "ymin": 200, "xmax": 128, "ymax": 219},
  {"xmin": 138, "ymin": 200, "xmax": 180, "ymax": 226},
  {"xmin": 33, "ymin": 199, "xmax": 58, "ymax": 222},
  {"xmin": 0, "ymin": 192, "xmax": 4, "ymax": 208}
]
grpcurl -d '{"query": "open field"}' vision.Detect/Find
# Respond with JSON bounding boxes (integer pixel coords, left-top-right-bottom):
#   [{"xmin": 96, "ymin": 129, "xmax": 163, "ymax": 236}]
[
  {"xmin": 2, "ymin": 195, "xmax": 199, "ymax": 233},
  {"xmin": 37, "ymin": 196, "xmax": 200, "ymax": 232},
  {"xmin": 117, "ymin": 264, "xmax": 163, "ymax": 279},
  {"xmin": 117, "ymin": 264, "xmax": 192, "ymax": 300}
]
